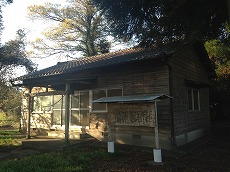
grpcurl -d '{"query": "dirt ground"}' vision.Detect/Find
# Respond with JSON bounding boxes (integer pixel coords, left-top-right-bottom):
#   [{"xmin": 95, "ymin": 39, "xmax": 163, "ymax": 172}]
[
  {"xmin": 91, "ymin": 119, "xmax": 230, "ymax": 171},
  {"xmin": 1, "ymin": 119, "xmax": 230, "ymax": 171}
]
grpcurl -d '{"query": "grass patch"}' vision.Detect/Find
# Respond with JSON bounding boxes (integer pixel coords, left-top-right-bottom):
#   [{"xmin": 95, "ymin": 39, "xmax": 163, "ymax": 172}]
[
  {"xmin": 0, "ymin": 139, "xmax": 21, "ymax": 151},
  {"xmin": 0, "ymin": 148, "xmax": 111, "ymax": 172},
  {"xmin": 0, "ymin": 130, "xmax": 21, "ymax": 136},
  {"xmin": 0, "ymin": 129, "xmax": 24, "ymax": 151},
  {"xmin": 0, "ymin": 112, "xmax": 23, "ymax": 150}
]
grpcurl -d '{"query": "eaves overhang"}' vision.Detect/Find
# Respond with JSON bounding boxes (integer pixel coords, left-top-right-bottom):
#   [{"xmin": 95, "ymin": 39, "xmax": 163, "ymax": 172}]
[{"xmin": 92, "ymin": 94, "xmax": 172, "ymax": 103}]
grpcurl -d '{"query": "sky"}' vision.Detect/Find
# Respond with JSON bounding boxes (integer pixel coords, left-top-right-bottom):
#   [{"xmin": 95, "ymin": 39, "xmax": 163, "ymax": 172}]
[
  {"xmin": 1, "ymin": 0, "xmax": 130, "ymax": 77},
  {"xmin": 1, "ymin": 0, "xmax": 66, "ymax": 72},
  {"xmin": 1, "ymin": 0, "xmax": 61, "ymax": 42}
]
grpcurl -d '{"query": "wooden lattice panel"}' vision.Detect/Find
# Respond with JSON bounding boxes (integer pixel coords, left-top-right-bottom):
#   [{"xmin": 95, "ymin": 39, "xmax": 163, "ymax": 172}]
[{"xmin": 108, "ymin": 103, "xmax": 155, "ymax": 127}]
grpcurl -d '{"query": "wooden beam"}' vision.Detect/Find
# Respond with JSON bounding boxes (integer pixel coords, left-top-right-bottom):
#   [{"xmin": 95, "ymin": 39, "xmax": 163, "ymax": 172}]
[
  {"xmin": 22, "ymin": 75, "xmax": 96, "ymax": 87},
  {"xmin": 64, "ymin": 79, "xmax": 92, "ymax": 85},
  {"xmin": 31, "ymin": 91, "xmax": 66, "ymax": 97},
  {"xmin": 64, "ymin": 83, "xmax": 70, "ymax": 145}
]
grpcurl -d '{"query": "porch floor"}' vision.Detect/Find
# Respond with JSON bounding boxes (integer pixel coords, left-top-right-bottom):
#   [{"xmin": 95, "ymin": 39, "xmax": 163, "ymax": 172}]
[{"xmin": 22, "ymin": 136, "xmax": 96, "ymax": 151}]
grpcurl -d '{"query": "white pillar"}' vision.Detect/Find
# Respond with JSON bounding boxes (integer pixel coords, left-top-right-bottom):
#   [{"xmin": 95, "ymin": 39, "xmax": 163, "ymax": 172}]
[
  {"xmin": 107, "ymin": 121, "xmax": 114, "ymax": 153},
  {"xmin": 153, "ymin": 149, "xmax": 162, "ymax": 163},
  {"xmin": 108, "ymin": 141, "xmax": 114, "ymax": 153}
]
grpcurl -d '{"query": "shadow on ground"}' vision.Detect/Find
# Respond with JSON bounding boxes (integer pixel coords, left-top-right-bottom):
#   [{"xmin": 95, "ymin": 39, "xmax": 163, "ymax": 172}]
[{"xmin": 0, "ymin": 119, "xmax": 230, "ymax": 171}]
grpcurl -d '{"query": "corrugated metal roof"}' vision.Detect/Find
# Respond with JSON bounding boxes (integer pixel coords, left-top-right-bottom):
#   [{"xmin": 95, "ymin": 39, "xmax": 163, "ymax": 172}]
[
  {"xmin": 92, "ymin": 94, "xmax": 172, "ymax": 103},
  {"xmin": 16, "ymin": 41, "xmax": 180, "ymax": 81}
]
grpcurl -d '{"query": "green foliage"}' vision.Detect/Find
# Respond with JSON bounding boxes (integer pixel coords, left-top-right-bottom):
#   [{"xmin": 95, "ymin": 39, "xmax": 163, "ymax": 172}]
[
  {"xmin": 28, "ymin": 0, "xmax": 111, "ymax": 58},
  {"xmin": 0, "ymin": 84, "xmax": 22, "ymax": 119},
  {"xmin": 205, "ymin": 40, "xmax": 230, "ymax": 90},
  {"xmin": 0, "ymin": 112, "xmax": 7, "ymax": 120},
  {"xmin": 0, "ymin": 148, "xmax": 110, "ymax": 172},
  {"xmin": 92, "ymin": 0, "xmax": 228, "ymax": 46},
  {"xmin": 205, "ymin": 40, "xmax": 230, "ymax": 67},
  {"xmin": 0, "ymin": 29, "xmax": 35, "ymax": 120},
  {"xmin": 205, "ymin": 36, "xmax": 230, "ymax": 118},
  {"xmin": 0, "ymin": 29, "xmax": 36, "ymax": 74}
]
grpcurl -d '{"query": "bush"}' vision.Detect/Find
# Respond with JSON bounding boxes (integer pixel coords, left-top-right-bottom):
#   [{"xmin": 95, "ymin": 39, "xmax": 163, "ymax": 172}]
[{"xmin": 0, "ymin": 112, "xmax": 20, "ymax": 129}]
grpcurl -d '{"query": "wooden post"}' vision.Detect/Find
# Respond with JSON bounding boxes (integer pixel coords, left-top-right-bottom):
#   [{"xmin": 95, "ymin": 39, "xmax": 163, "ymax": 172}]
[
  {"xmin": 26, "ymin": 87, "xmax": 32, "ymax": 139},
  {"xmin": 65, "ymin": 83, "xmax": 70, "ymax": 145},
  {"xmin": 61, "ymin": 95, "xmax": 64, "ymax": 126},
  {"xmin": 154, "ymin": 101, "xmax": 159, "ymax": 149},
  {"xmin": 153, "ymin": 100, "xmax": 162, "ymax": 163}
]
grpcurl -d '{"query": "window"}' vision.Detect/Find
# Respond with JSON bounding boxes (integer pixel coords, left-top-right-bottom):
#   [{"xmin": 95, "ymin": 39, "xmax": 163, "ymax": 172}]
[
  {"xmin": 32, "ymin": 91, "xmax": 91, "ymax": 126},
  {"xmin": 33, "ymin": 95, "xmax": 65, "ymax": 125},
  {"xmin": 188, "ymin": 88, "xmax": 200, "ymax": 111},
  {"xmin": 53, "ymin": 95, "xmax": 65, "ymax": 125},
  {"xmin": 92, "ymin": 89, "xmax": 107, "ymax": 111},
  {"xmin": 32, "ymin": 88, "xmax": 122, "ymax": 126},
  {"xmin": 33, "ymin": 96, "xmax": 52, "ymax": 112},
  {"xmin": 70, "ymin": 91, "xmax": 90, "ymax": 126},
  {"xmin": 92, "ymin": 88, "xmax": 122, "ymax": 112}
]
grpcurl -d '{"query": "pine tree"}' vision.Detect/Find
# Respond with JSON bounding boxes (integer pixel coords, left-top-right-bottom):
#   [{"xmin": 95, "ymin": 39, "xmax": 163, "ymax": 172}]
[{"xmin": 29, "ymin": 0, "xmax": 111, "ymax": 58}]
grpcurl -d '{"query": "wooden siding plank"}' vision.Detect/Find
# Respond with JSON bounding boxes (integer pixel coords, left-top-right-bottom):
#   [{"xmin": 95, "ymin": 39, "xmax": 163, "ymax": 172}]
[{"xmin": 169, "ymin": 45, "xmax": 211, "ymax": 143}]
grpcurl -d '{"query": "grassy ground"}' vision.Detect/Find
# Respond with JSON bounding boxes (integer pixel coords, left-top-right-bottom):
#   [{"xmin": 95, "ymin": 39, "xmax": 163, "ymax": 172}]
[
  {"xmin": 0, "ymin": 112, "xmax": 23, "ymax": 151},
  {"xmin": 0, "ymin": 129, "xmax": 23, "ymax": 152},
  {"xmin": 0, "ymin": 148, "xmax": 110, "ymax": 172},
  {"xmin": 0, "ymin": 117, "xmax": 229, "ymax": 171}
]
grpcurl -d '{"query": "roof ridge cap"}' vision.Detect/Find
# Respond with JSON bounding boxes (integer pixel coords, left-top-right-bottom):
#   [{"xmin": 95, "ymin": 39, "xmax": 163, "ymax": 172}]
[{"xmin": 65, "ymin": 47, "xmax": 141, "ymax": 62}]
